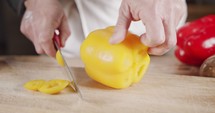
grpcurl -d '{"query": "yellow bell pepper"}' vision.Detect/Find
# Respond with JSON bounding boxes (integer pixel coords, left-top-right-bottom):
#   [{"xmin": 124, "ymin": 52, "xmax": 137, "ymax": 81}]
[
  {"xmin": 80, "ymin": 26, "xmax": 150, "ymax": 89},
  {"xmin": 38, "ymin": 79, "xmax": 70, "ymax": 94},
  {"xmin": 24, "ymin": 80, "xmax": 45, "ymax": 91}
]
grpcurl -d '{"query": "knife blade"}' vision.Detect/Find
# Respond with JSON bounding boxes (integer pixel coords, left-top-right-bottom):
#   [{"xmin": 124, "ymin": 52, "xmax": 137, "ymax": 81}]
[{"xmin": 53, "ymin": 32, "xmax": 82, "ymax": 99}]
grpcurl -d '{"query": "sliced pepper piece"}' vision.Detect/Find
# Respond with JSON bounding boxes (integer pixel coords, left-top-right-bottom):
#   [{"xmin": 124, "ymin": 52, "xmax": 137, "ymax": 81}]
[
  {"xmin": 56, "ymin": 50, "xmax": 65, "ymax": 66},
  {"xmin": 24, "ymin": 80, "xmax": 46, "ymax": 91},
  {"xmin": 80, "ymin": 26, "xmax": 150, "ymax": 89},
  {"xmin": 38, "ymin": 79, "xmax": 70, "ymax": 94}
]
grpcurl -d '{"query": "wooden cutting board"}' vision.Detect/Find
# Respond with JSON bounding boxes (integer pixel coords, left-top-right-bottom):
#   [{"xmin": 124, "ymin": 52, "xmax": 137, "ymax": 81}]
[{"xmin": 0, "ymin": 53, "xmax": 215, "ymax": 113}]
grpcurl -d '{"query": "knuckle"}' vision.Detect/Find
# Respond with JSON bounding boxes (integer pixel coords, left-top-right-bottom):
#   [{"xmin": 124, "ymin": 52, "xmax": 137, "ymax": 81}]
[
  {"xmin": 35, "ymin": 47, "xmax": 43, "ymax": 54},
  {"xmin": 38, "ymin": 38, "xmax": 48, "ymax": 45},
  {"xmin": 20, "ymin": 24, "xmax": 32, "ymax": 40},
  {"xmin": 166, "ymin": 39, "xmax": 177, "ymax": 49},
  {"xmin": 20, "ymin": 25, "xmax": 25, "ymax": 34},
  {"xmin": 145, "ymin": 37, "xmax": 165, "ymax": 47},
  {"xmin": 20, "ymin": 23, "xmax": 28, "ymax": 34},
  {"xmin": 38, "ymin": 34, "xmax": 51, "ymax": 45},
  {"xmin": 154, "ymin": 37, "xmax": 165, "ymax": 45},
  {"xmin": 165, "ymin": 34, "xmax": 177, "ymax": 49}
]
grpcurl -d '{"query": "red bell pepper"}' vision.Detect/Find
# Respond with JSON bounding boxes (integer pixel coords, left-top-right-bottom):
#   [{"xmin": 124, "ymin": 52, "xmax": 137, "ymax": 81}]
[{"xmin": 175, "ymin": 15, "xmax": 215, "ymax": 66}]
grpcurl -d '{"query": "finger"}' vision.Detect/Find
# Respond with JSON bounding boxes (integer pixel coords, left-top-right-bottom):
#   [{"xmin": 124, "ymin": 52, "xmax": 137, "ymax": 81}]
[
  {"xmin": 140, "ymin": 16, "xmax": 165, "ymax": 47},
  {"xmin": 37, "ymin": 20, "xmax": 56, "ymax": 57},
  {"xmin": 148, "ymin": 18, "xmax": 177, "ymax": 55},
  {"xmin": 33, "ymin": 41, "xmax": 45, "ymax": 54},
  {"xmin": 42, "ymin": 39, "xmax": 56, "ymax": 57},
  {"xmin": 58, "ymin": 15, "xmax": 71, "ymax": 47},
  {"xmin": 109, "ymin": 3, "xmax": 132, "ymax": 44}
]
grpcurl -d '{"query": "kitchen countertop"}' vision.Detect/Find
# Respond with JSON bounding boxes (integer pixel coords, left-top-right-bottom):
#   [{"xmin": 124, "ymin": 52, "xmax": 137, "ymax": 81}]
[{"xmin": 0, "ymin": 52, "xmax": 215, "ymax": 113}]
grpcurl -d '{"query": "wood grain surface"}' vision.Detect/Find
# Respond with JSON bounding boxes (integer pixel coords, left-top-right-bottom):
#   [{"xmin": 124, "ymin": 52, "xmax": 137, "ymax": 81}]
[{"xmin": 0, "ymin": 53, "xmax": 215, "ymax": 113}]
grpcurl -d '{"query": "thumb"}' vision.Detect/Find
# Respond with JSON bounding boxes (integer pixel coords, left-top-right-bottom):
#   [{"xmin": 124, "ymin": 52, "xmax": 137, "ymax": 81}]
[{"xmin": 109, "ymin": 4, "xmax": 131, "ymax": 44}]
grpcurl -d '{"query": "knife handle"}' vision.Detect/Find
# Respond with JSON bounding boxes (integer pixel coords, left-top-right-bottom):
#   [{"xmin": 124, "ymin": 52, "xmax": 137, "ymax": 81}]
[{"xmin": 53, "ymin": 32, "xmax": 62, "ymax": 48}]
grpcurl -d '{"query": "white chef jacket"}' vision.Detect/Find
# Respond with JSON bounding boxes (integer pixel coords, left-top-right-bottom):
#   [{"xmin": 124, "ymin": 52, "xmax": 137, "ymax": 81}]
[{"xmin": 60, "ymin": 0, "xmax": 187, "ymax": 57}]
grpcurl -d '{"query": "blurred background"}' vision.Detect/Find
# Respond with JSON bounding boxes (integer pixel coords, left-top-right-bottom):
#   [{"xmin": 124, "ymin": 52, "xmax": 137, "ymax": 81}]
[{"xmin": 0, "ymin": 0, "xmax": 215, "ymax": 55}]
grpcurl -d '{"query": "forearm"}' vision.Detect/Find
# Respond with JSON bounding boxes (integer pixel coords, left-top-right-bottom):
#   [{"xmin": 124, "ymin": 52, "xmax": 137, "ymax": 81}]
[{"xmin": 7, "ymin": 0, "xmax": 26, "ymax": 16}]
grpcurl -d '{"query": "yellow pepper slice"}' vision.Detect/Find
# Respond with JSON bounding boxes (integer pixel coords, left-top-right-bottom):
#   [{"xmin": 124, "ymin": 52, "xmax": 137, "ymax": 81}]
[
  {"xmin": 56, "ymin": 50, "xmax": 65, "ymax": 66},
  {"xmin": 38, "ymin": 79, "xmax": 70, "ymax": 94},
  {"xmin": 24, "ymin": 79, "xmax": 70, "ymax": 94},
  {"xmin": 24, "ymin": 80, "xmax": 46, "ymax": 91},
  {"xmin": 80, "ymin": 26, "xmax": 150, "ymax": 89}
]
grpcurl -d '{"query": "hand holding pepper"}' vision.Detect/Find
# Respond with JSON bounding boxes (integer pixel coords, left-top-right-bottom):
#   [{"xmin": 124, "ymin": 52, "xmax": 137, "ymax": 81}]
[{"xmin": 110, "ymin": 0, "xmax": 187, "ymax": 55}]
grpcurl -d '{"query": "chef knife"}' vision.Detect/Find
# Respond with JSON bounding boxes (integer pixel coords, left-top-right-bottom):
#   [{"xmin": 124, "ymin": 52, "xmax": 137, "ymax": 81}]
[{"xmin": 53, "ymin": 32, "xmax": 82, "ymax": 98}]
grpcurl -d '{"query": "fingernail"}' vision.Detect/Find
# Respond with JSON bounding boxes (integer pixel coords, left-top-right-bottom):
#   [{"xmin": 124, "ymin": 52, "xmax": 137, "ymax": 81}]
[
  {"xmin": 109, "ymin": 34, "xmax": 118, "ymax": 44},
  {"xmin": 109, "ymin": 31, "xmax": 125, "ymax": 44},
  {"xmin": 148, "ymin": 48, "xmax": 168, "ymax": 56}
]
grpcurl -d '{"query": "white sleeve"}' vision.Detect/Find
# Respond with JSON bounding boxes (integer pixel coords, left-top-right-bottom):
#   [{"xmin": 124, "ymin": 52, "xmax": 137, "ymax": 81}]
[
  {"xmin": 74, "ymin": 0, "xmax": 122, "ymax": 37},
  {"xmin": 60, "ymin": 0, "xmax": 85, "ymax": 57}
]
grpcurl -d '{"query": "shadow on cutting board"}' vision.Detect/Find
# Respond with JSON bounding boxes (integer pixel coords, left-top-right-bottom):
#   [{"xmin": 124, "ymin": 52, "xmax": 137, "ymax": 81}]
[{"xmin": 71, "ymin": 67, "xmax": 113, "ymax": 90}]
